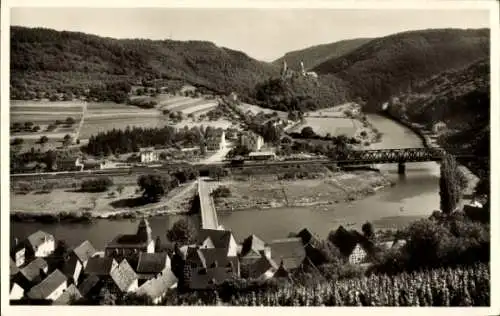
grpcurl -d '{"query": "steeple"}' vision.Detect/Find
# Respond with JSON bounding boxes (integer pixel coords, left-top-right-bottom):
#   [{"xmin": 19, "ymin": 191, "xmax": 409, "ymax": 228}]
[{"xmin": 136, "ymin": 217, "xmax": 152, "ymax": 243}]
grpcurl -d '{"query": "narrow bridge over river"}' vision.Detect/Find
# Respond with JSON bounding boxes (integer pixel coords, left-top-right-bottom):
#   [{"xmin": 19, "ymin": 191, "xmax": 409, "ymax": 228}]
[{"xmin": 197, "ymin": 178, "xmax": 220, "ymax": 230}]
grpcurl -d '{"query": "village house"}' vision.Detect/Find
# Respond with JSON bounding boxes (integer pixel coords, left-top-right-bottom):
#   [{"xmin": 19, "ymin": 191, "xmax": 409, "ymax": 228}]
[
  {"xmin": 109, "ymin": 259, "xmax": 139, "ymax": 294},
  {"xmin": 135, "ymin": 270, "xmax": 178, "ymax": 304},
  {"xmin": 136, "ymin": 252, "xmax": 171, "ymax": 285},
  {"xmin": 329, "ymin": 226, "xmax": 376, "ymax": 265},
  {"xmin": 10, "ymin": 282, "xmax": 24, "ymax": 301},
  {"xmin": 25, "ymin": 230, "xmax": 56, "ymax": 259},
  {"xmin": 63, "ymin": 240, "xmax": 97, "ymax": 285},
  {"xmin": 77, "ymin": 274, "xmax": 102, "ymax": 299},
  {"xmin": 10, "ymin": 258, "xmax": 20, "ymax": 278},
  {"xmin": 105, "ymin": 218, "xmax": 155, "ymax": 259},
  {"xmin": 140, "ymin": 150, "xmax": 159, "ymax": 163},
  {"xmin": 239, "ymin": 234, "xmax": 272, "ymax": 278},
  {"xmin": 268, "ymin": 237, "xmax": 307, "ymax": 273},
  {"xmin": 27, "ymin": 269, "xmax": 67, "ymax": 301},
  {"xmin": 15, "ymin": 257, "xmax": 49, "ymax": 290},
  {"xmin": 53, "ymin": 284, "xmax": 83, "ymax": 305},
  {"xmin": 184, "ymin": 246, "xmax": 240, "ymax": 290},
  {"xmin": 245, "ymin": 254, "xmax": 278, "ymax": 281},
  {"xmin": 11, "ymin": 239, "xmax": 26, "ymax": 267},
  {"xmin": 239, "ymin": 131, "xmax": 264, "ymax": 151},
  {"xmin": 84, "ymin": 257, "xmax": 118, "ymax": 278},
  {"xmin": 205, "ymin": 131, "xmax": 226, "ymax": 152},
  {"xmin": 197, "ymin": 229, "xmax": 239, "ymax": 257},
  {"xmin": 180, "ymin": 84, "xmax": 197, "ymax": 96}
]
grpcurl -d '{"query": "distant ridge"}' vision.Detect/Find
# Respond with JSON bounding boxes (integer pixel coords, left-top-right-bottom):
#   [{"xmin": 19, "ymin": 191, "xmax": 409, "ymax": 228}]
[{"xmin": 273, "ymin": 38, "xmax": 373, "ymax": 71}]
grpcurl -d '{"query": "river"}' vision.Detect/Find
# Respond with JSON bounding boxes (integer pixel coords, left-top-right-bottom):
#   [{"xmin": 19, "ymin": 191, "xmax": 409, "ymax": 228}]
[{"xmin": 10, "ymin": 114, "xmax": 440, "ymax": 247}]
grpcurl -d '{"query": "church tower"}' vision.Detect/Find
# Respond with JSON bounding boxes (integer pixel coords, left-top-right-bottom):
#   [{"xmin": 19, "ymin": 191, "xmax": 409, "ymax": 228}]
[
  {"xmin": 300, "ymin": 61, "xmax": 306, "ymax": 76},
  {"xmin": 136, "ymin": 217, "xmax": 153, "ymax": 243}
]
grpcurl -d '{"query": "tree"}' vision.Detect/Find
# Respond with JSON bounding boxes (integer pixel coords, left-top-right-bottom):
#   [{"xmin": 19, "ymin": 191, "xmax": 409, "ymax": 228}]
[
  {"xmin": 166, "ymin": 219, "xmax": 197, "ymax": 244},
  {"xmin": 65, "ymin": 117, "xmax": 76, "ymax": 125},
  {"xmin": 301, "ymin": 126, "xmax": 316, "ymax": 139},
  {"xmin": 439, "ymin": 154, "xmax": 462, "ymax": 214},
  {"xmin": 138, "ymin": 174, "xmax": 171, "ymax": 202},
  {"xmin": 63, "ymin": 134, "xmax": 73, "ymax": 147},
  {"xmin": 39, "ymin": 135, "xmax": 49, "ymax": 144},
  {"xmin": 362, "ymin": 222, "xmax": 375, "ymax": 240},
  {"xmin": 11, "ymin": 138, "xmax": 24, "ymax": 146},
  {"xmin": 81, "ymin": 177, "xmax": 114, "ymax": 192}
]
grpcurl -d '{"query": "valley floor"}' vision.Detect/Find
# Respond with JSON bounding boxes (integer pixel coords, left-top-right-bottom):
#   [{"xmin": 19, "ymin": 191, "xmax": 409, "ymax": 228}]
[{"xmin": 213, "ymin": 171, "xmax": 394, "ymax": 212}]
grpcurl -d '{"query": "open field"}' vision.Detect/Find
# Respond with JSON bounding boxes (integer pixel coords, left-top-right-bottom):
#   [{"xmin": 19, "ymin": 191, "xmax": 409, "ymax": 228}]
[
  {"xmin": 10, "ymin": 113, "xmax": 83, "ymax": 124},
  {"xmin": 289, "ymin": 117, "xmax": 363, "ymax": 138},
  {"xmin": 11, "ymin": 100, "xmax": 85, "ymax": 108}
]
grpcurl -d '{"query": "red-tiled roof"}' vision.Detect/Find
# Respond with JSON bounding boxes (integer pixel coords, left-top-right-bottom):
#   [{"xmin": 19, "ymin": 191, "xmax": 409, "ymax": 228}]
[
  {"xmin": 110, "ymin": 260, "xmax": 138, "ymax": 292},
  {"xmin": 136, "ymin": 253, "xmax": 169, "ymax": 274},
  {"xmin": 53, "ymin": 284, "xmax": 82, "ymax": 305},
  {"xmin": 268, "ymin": 237, "xmax": 306, "ymax": 271},
  {"xmin": 27, "ymin": 269, "xmax": 67, "ymax": 300},
  {"xmin": 20, "ymin": 257, "xmax": 48, "ymax": 282},
  {"xmin": 26, "ymin": 230, "xmax": 54, "ymax": 249},
  {"xmin": 84, "ymin": 257, "xmax": 117, "ymax": 276},
  {"xmin": 72, "ymin": 240, "xmax": 97, "ymax": 263}
]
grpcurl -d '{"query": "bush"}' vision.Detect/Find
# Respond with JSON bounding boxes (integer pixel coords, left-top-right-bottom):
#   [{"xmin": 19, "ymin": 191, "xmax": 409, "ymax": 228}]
[
  {"xmin": 211, "ymin": 186, "xmax": 231, "ymax": 199},
  {"xmin": 80, "ymin": 177, "xmax": 114, "ymax": 192}
]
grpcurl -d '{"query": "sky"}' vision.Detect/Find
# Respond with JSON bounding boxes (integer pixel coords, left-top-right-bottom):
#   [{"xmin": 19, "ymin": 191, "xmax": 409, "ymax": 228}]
[{"xmin": 10, "ymin": 8, "xmax": 490, "ymax": 61}]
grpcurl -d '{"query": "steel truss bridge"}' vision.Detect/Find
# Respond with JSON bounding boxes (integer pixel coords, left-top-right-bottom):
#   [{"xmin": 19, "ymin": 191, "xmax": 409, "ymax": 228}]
[{"xmin": 332, "ymin": 147, "xmax": 477, "ymax": 165}]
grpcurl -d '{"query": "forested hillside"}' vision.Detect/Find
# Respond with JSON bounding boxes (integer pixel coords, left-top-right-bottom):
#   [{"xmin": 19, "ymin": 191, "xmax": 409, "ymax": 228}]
[
  {"xmin": 387, "ymin": 58, "xmax": 490, "ymax": 177},
  {"xmin": 312, "ymin": 28, "xmax": 490, "ymax": 110},
  {"xmin": 11, "ymin": 27, "xmax": 490, "ymax": 116},
  {"xmin": 273, "ymin": 38, "xmax": 372, "ymax": 71},
  {"xmin": 10, "ymin": 26, "xmax": 280, "ymax": 100}
]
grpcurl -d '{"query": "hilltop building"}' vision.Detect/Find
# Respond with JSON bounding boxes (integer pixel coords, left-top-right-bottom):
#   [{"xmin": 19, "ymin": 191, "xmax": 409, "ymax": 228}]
[
  {"xmin": 105, "ymin": 218, "xmax": 155, "ymax": 259},
  {"xmin": 281, "ymin": 60, "xmax": 318, "ymax": 80}
]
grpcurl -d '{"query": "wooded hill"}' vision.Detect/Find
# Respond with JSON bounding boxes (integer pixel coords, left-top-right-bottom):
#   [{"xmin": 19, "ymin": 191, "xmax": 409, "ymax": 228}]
[
  {"xmin": 388, "ymin": 58, "xmax": 490, "ymax": 177},
  {"xmin": 273, "ymin": 38, "xmax": 373, "ymax": 71},
  {"xmin": 10, "ymin": 26, "xmax": 280, "ymax": 100},
  {"xmin": 11, "ymin": 27, "xmax": 489, "ymax": 115},
  {"xmin": 311, "ymin": 28, "xmax": 490, "ymax": 110}
]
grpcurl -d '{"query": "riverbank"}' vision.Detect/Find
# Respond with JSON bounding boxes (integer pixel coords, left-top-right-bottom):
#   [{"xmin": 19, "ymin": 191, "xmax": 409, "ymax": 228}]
[
  {"xmin": 11, "ymin": 180, "xmax": 198, "ymax": 223},
  {"xmin": 382, "ymin": 110, "xmax": 480, "ymax": 201},
  {"xmin": 213, "ymin": 170, "xmax": 394, "ymax": 212}
]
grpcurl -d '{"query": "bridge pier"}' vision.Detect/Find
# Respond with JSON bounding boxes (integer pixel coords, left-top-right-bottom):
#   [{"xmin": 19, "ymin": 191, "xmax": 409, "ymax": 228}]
[{"xmin": 398, "ymin": 162, "xmax": 406, "ymax": 175}]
